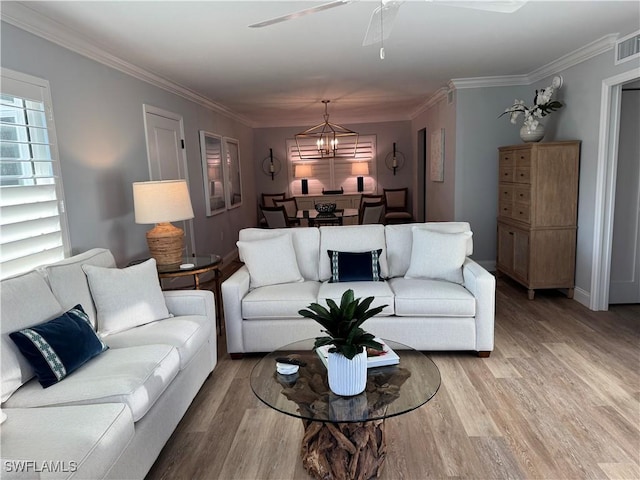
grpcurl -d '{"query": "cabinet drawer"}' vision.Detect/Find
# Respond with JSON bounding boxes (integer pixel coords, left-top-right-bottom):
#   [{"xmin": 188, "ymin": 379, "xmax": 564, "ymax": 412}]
[
  {"xmin": 515, "ymin": 150, "xmax": 531, "ymax": 166},
  {"xmin": 499, "ymin": 165, "xmax": 515, "ymax": 182},
  {"xmin": 499, "ymin": 185, "xmax": 514, "ymax": 203},
  {"xmin": 514, "ymin": 186, "xmax": 531, "ymax": 204},
  {"xmin": 513, "ymin": 203, "xmax": 531, "ymax": 223},
  {"xmin": 499, "ymin": 201, "xmax": 512, "ymax": 218},
  {"xmin": 499, "ymin": 151, "xmax": 516, "ymax": 166},
  {"xmin": 515, "ymin": 167, "xmax": 531, "ymax": 184}
]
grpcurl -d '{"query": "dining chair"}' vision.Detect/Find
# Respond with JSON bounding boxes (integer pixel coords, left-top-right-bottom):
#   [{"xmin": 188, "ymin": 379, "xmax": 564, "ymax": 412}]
[
  {"xmin": 260, "ymin": 205, "xmax": 292, "ymax": 228},
  {"xmin": 359, "ymin": 201, "xmax": 385, "ymax": 225},
  {"xmin": 261, "ymin": 192, "xmax": 286, "ymax": 207},
  {"xmin": 273, "ymin": 197, "xmax": 300, "ymax": 226},
  {"xmin": 359, "ymin": 193, "xmax": 384, "ymax": 210},
  {"xmin": 383, "ymin": 187, "xmax": 413, "ymax": 224}
]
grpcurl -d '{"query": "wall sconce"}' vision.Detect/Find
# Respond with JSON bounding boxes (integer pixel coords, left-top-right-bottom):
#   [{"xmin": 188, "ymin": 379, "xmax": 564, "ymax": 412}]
[
  {"xmin": 132, "ymin": 179, "xmax": 194, "ymax": 266},
  {"xmin": 384, "ymin": 142, "xmax": 405, "ymax": 176},
  {"xmin": 261, "ymin": 148, "xmax": 281, "ymax": 181},
  {"xmin": 351, "ymin": 162, "xmax": 369, "ymax": 193},
  {"xmin": 295, "ymin": 164, "xmax": 313, "ymax": 195}
]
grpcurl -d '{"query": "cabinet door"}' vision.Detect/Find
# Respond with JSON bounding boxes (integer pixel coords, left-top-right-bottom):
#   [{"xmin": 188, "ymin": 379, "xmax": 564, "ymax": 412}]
[
  {"xmin": 513, "ymin": 229, "xmax": 530, "ymax": 281},
  {"xmin": 497, "ymin": 223, "xmax": 515, "ymax": 272}
]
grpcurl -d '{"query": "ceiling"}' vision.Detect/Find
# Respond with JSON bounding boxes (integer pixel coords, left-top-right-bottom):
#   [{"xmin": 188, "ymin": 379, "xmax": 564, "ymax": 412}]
[{"xmin": 3, "ymin": 1, "xmax": 639, "ymax": 127}]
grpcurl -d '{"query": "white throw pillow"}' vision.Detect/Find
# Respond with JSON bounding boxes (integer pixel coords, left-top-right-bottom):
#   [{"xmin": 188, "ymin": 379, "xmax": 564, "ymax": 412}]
[
  {"xmin": 404, "ymin": 228, "xmax": 472, "ymax": 284},
  {"xmin": 237, "ymin": 234, "xmax": 303, "ymax": 289},
  {"xmin": 83, "ymin": 259, "xmax": 170, "ymax": 336}
]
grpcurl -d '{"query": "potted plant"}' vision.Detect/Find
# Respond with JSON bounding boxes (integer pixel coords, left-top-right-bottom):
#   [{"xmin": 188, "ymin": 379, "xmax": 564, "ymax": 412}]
[{"xmin": 299, "ymin": 289, "xmax": 386, "ymax": 396}]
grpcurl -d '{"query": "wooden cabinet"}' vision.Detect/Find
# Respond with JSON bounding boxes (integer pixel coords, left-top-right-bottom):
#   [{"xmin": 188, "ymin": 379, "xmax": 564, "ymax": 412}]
[{"xmin": 496, "ymin": 141, "xmax": 580, "ymax": 299}]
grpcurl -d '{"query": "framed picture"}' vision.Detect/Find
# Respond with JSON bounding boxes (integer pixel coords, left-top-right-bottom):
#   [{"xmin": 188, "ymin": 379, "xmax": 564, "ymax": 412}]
[
  {"xmin": 223, "ymin": 137, "xmax": 242, "ymax": 209},
  {"xmin": 430, "ymin": 128, "xmax": 445, "ymax": 182},
  {"xmin": 199, "ymin": 131, "xmax": 226, "ymax": 216}
]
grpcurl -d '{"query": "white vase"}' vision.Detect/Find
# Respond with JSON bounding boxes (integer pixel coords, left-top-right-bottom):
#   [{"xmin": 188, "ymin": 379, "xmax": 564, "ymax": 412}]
[
  {"xmin": 520, "ymin": 123, "xmax": 545, "ymax": 143},
  {"xmin": 328, "ymin": 348, "xmax": 367, "ymax": 396}
]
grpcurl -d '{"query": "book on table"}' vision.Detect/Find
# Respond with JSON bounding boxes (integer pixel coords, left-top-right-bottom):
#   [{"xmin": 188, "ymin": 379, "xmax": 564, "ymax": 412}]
[{"xmin": 315, "ymin": 338, "xmax": 400, "ymax": 369}]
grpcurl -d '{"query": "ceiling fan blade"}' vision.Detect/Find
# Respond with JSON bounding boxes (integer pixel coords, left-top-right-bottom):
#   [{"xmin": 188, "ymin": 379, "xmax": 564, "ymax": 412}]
[
  {"xmin": 362, "ymin": 1, "xmax": 403, "ymax": 47},
  {"xmin": 249, "ymin": 1, "xmax": 351, "ymax": 28},
  {"xmin": 428, "ymin": 1, "xmax": 528, "ymax": 14}
]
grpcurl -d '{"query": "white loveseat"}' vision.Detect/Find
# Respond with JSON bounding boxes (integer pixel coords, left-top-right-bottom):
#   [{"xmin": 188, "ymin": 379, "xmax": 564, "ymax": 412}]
[
  {"xmin": 0, "ymin": 249, "xmax": 216, "ymax": 479},
  {"xmin": 222, "ymin": 222, "xmax": 495, "ymax": 357}
]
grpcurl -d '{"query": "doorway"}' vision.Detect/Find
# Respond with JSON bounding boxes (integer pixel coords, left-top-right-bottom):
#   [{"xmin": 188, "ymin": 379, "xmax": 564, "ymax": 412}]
[
  {"xmin": 142, "ymin": 105, "xmax": 195, "ymax": 257},
  {"xmin": 591, "ymin": 70, "xmax": 640, "ymax": 310}
]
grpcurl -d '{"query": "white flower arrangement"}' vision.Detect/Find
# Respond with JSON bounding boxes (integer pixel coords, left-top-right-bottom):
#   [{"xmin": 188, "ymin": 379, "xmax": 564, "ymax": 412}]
[{"xmin": 500, "ymin": 82, "xmax": 563, "ymax": 130}]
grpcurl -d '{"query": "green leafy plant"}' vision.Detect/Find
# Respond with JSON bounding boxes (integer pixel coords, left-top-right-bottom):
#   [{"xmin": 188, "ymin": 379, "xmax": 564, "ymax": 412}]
[{"xmin": 299, "ymin": 289, "xmax": 386, "ymax": 360}]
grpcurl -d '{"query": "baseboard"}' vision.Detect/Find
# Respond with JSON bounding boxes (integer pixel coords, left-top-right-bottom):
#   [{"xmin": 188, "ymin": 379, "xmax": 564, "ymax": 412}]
[{"xmin": 572, "ymin": 286, "xmax": 591, "ymax": 309}]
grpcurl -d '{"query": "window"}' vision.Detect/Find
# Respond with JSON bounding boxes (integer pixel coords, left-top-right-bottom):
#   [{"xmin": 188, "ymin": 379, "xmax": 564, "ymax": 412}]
[
  {"xmin": 0, "ymin": 68, "xmax": 69, "ymax": 279},
  {"xmin": 286, "ymin": 135, "xmax": 377, "ymax": 195}
]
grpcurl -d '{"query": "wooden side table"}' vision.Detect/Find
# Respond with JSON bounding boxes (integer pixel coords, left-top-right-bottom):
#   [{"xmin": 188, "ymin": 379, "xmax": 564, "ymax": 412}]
[{"xmin": 131, "ymin": 254, "xmax": 223, "ymax": 335}]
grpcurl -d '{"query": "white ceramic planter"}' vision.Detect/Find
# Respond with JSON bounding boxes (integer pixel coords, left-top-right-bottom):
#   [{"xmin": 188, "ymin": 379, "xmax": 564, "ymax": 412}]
[
  {"xmin": 520, "ymin": 123, "xmax": 545, "ymax": 143},
  {"xmin": 328, "ymin": 348, "xmax": 367, "ymax": 396}
]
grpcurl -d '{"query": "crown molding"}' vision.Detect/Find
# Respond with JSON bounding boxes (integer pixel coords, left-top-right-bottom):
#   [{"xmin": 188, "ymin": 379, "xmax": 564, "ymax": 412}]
[
  {"xmin": 1, "ymin": 2, "xmax": 255, "ymax": 128},
  {"xmin": 409, "ymin": 86, "xmax": 449, "ymax": 119},
  {"xmin": 252, "ymin": 111, "xmax": 412, "ymax": 129},
  {"xmin": 527, "ymin": 33, "xmax": 619, "ymax": 83}
]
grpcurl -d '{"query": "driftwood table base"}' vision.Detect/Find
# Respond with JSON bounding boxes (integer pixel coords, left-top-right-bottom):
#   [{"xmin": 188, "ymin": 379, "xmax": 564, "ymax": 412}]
[{"xmin": 300, "ymin": 418, "xmax": 386, "ymax": 480}]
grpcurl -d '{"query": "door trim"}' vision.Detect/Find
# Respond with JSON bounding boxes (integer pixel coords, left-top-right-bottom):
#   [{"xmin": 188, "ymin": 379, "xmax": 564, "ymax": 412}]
[{"xmin": 591, "ymin": 69, "xmax": 640, "ymax": 310}]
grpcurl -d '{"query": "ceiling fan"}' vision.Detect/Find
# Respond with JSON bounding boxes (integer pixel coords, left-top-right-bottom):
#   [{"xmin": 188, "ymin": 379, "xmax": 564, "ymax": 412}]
[{"xmin": 249, "ymin": 1, "xmax": 527, "ymax": 58}]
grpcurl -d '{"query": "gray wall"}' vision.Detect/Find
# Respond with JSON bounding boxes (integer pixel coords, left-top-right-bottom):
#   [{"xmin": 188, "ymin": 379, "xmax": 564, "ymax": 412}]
[
  {"xmin": 1, "ymin": 22, "xmax": 255, "ymax": 265},
  {"xmin": 253, "ymin": 121, "xmax": 413, "ymax": 212}
]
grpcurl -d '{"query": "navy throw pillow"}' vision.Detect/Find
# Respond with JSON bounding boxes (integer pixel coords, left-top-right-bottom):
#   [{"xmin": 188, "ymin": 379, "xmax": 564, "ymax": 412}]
[
  {"xmin": 327, "ymin": 249, "xmax": 383, "ymax": 283},
  {"xmin": 9, "ymin": 305, "xmax": 108, "ymax": 388}
]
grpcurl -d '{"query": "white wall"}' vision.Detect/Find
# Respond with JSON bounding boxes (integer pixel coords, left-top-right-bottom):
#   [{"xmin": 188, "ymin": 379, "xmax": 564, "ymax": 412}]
[{"xmin": 1, "ymin": 22, "xmax": 256, "ymax": 264}]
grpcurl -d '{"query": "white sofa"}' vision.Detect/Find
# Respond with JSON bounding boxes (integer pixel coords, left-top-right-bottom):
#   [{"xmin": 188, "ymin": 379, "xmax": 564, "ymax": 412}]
[
  {"xmin": 0, "ymin": 249, "xmax": 217, "ymax": 479},
  {"xmin": 222, "ymin": 222, "xmax": 495, "ymax": 357}
]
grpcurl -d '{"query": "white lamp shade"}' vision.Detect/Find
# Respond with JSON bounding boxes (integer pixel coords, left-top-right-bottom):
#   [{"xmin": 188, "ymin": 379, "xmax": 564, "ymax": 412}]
[
  {"xmin": 133, "ymin": 180, "xmax": 194, "ymax": 224},
  {"xmin": 351, "ymin": 162, "xmax": 369, "ymax": 176},
  {"xmin": 295, "ymin": 164, "xmax": 313, "ymax": 178}
]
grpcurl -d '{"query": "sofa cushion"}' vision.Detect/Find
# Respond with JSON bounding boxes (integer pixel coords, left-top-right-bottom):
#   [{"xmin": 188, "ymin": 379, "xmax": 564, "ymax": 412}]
[
  {"xmin": 239, "ymin": 227, "xmax": 321, "ymax": 281},
  {"xmin": 237, "ymin": 233, "xmax": 303, "ymax": 289},
  {"xmin": 385, "ymin": 222, "xmax": 473, "ymax": 278},
  {"xmin": 104, "ymin": 315, "xmax": 210, "ymax": 370},
  {"xmin": 242, "ymin": 281, "xmax": 321, "ymax": 320},
  {"xmin": 45, "ymin": 248, "xmax": 116, "ymax": 328},
  {"xmin": 9, "ymin": 305, "xmax": 108, "ymax": 388},
  {"xmin": 1, "ymin": 270, "xmax": 64, "ymax": 402},
  {"xmin": 319, "ymin": 225, "xmax": 389, "ymax": 280},
  {"xmin": 389, "ymin": 277, "xmax": 476, "ymax": 317},
  {"xmin": 83, "ymin": 259, "xmax": 170, "ymax": 336},
  {"xmin": 405, "ymin": 229, "xmax": 472, "ymax": 284},
  {"xmin": 0, "ymin": 404, "xmax": 134, "ymax": 480},
  {"xmin": 328, "ymin": 249, "xmax": 383, "ymax": 283},
  {"xmin": 318, "ymin": 281, "xmax": 395, "ymax": 316},
  {"xmin": 4, "ymin": 344, "xmax": 180, "ymax": 422}
]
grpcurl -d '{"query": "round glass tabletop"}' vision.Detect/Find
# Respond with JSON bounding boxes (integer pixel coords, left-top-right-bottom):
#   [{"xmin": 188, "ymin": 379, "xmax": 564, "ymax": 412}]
[
  {"xmin": 250, "ymin": 339, "xmax": 441, "ymax": 424},
  {"xmin": 154, "ymin": 254, "xmax": 221, "ymax": 274}
]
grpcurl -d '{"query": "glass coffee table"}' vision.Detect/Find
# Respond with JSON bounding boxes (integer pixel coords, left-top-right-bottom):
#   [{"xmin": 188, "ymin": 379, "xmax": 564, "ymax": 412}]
[{"xmin": 250, "ymin": 339, "xmax": 440, "ymax": 480}]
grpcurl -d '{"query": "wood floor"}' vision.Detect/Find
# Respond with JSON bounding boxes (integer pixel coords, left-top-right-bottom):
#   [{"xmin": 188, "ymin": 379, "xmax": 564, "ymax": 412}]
[{"xmin": 146, "ymin": 279, "xmax": 640, "ymax": 480}]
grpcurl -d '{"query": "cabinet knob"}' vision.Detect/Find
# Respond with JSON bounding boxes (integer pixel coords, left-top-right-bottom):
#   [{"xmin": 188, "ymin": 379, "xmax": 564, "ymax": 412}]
[{"xmin": 509, "ymin": 232, "xmax": 514, "ymax": 235}]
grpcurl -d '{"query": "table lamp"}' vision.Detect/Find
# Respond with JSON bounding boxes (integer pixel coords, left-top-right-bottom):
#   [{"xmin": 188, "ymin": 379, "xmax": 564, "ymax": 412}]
[
  {"xmin": 351, "ymin": 162, "xmax": 369, "ymax": 192},
  {"xmin": 295, "ymin": 164, "xmax": 312, "ymax": 195},
  {"xmin": 132, "ymin": 179, "xmax": 194, "ymax": 266}
]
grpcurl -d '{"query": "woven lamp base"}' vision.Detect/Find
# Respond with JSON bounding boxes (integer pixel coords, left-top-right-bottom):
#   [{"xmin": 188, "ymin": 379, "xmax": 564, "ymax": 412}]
[{"xmin": 146, "ymin": 222, "xmax": 184, "ymax": 266}]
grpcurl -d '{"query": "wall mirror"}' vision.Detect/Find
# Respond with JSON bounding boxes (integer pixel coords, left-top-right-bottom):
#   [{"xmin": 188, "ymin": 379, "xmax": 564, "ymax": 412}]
[
  {"xmin": 223, "ymin": 137, "xmax": 242, "ymax": 209},
  {"xmin": 199, "ymin": 131, "xmax": 226, "ymax": 216}
]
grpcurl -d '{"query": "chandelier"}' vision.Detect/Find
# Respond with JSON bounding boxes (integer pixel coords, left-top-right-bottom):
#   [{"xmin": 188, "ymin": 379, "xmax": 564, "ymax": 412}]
[{"xmin": 295, "ymin": 100, "xmax": 359, "ymax": 159}]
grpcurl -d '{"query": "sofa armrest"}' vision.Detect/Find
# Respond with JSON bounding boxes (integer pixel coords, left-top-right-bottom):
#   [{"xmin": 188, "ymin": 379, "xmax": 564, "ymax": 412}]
[
  {"xmin": 221, "ymin": 266, "xmax": 250, "ymax": 354},
  {"xmin": 462, "ymin": 258, "xmax": 496, "ymax": 353}
]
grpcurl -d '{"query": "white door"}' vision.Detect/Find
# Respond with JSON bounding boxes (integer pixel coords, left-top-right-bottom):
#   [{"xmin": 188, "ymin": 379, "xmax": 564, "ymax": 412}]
[
  {"xmin": 143, "ymin": 105, "xmax": 195, "ymax": 257},
  {"xmin": 609, "ymin": 87, "xmax": 640, "ymax": 304}
]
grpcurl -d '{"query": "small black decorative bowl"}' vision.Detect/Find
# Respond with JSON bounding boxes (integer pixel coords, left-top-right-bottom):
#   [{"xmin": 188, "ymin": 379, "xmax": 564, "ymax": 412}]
[{"xmin": 315, "ymin": 203, "xmax": 337, "ymax": 214}]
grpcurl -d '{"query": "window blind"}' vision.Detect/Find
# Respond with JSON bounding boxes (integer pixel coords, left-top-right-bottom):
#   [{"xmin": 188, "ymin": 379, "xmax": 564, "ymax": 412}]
[
  {"xmin": 286, "ymin": 135, "xmax": 377, "ymax": 195},
  {"xmin": 1, "ymin": 69, "xmax": 69, "ymax": 279}
]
